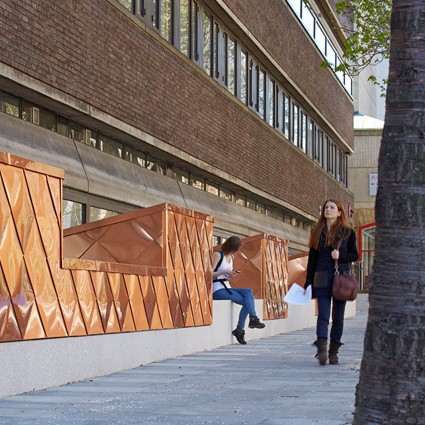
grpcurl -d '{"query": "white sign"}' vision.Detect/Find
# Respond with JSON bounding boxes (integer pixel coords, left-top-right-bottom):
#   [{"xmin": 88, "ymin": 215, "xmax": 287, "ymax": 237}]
[{"xmin": 369, "ymin": 172, "xmax": 378, "ymax": 196}]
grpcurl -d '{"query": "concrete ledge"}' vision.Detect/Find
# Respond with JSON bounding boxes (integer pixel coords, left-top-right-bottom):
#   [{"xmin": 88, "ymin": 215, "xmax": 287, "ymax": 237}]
[{"xmin": 0, "ymin": 298, "xmax": 356, "ymax": 398}]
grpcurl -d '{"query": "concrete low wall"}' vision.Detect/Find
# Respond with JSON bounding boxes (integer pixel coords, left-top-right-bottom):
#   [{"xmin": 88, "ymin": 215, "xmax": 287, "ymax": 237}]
[{"xmin": 0, "ymin": 299, "xmax": 356, "ymax": 398}]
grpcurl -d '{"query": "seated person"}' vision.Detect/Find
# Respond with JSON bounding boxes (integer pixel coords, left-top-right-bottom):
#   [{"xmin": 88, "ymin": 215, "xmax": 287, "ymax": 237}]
[{"xmin": 212, "ymin": 236, "xmax": 265, "ymax": 345}]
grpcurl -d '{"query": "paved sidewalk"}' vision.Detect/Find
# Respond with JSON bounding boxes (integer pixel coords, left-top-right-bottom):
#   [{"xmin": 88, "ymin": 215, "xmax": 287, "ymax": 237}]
[{"xmin": 0, "ymin": 294, "xmax": 368, "ymax": 425}]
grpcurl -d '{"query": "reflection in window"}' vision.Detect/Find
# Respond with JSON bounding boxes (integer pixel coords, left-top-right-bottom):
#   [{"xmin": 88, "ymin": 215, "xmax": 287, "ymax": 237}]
[
  {"xmin": 179, "ymin": 0, "xmax": 190, "ymax": 56},
  {"xmin": 191, "ymin": 0, "xmax": 199, "ymax": 61},
  {"xmin": 90, "ymin": 206, "xmax": 119, "ymax": 223},
  {"xmin": 0, "ymin": 91, "xmax": 19, "ymax": 117},
  {"xmin": 206, "ymin": 181, "xmax": 218, "ymax": 195},
  {"xmin": 57, "ymin": 115, "xmax": 69, "ymax": 137},
  {"xmin": 235, "ymin": 193, "xmax": 246, "ymax": 206},
  {"xmin": 240, "ymin": 50, "xmax": 248, "ymax": 104},
  {"xmin": 69, "ymin": 121, "xmax": 85, "ymax": 143},
  {"xmin": 246, "ymin": 198, "xmax": 256, "ymax": 210},
  {"xmin": 172, "ymin": 166, "xmax": 189, "ymax": 184},
  {"xmin": 292, "ymin": 104, "xmax": 299, "ymax": 147},
  {"xmin": 125, "ymin": 146, "xmax": 146, "ymax": 166},
  {"xmin": 190, "ymin": 175, "xmax": 205, "ymax": 190},
  {"xmin": 258, "ymin": 68, "xmax": 265, "ymax": 118},
  {"xmin": 118, "ymin": 0, "xmax": 134, "ymax": 12},
  {"xmin": 202, "ymin": 12, "xmax": 212, "ymax": 76},
  {"xmin": 219, "ymin": 186, "xmax": 233, "ymax": 201},
  {"xmin": 283, "ymin": 92, "xmax": 290, "ymax": 139},
  {"xmin": 63, "ymin": 200, "xmax": 85, "ymax": 229},
  {"xmin": 98, "ymin": 134, "xmax": 122, "ymax": 158},
  {"xmin": 227, "ymin": 36, "xmax": 236, "ymax": 95},
  {"xmin": 160, "ymin": 0, "xmax": 173, "ymax": 42},
  {"xmin": 146, "ymin": 155, "xmax": 166, "ymax": 174},
  {"xmin": 267, "ymin": 78, "xmax": 274, "ymax": 127}
]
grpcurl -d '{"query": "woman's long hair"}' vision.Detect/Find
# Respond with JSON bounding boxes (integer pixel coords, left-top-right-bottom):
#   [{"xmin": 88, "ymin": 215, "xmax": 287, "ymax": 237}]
[
  {"xmin": 221, "ymin": 236, "xmax": 242, "ymax": 255},
  {"xmin": 308, "ymin": 199, "xmax": 351, "ymax": 249}
]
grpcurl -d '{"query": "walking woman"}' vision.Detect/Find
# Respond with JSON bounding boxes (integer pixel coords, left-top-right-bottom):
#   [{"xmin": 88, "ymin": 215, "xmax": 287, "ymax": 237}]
[
  {"xmin": 212, "ymin": 236, "xmax": 265, "ymax": 345},
  {"xmin": 304, "ymin": 200, "xmax": 358, "ymax": 365}
]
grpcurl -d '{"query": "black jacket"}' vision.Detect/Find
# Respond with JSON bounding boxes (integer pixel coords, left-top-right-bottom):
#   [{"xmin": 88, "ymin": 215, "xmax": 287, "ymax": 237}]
[{"xmin": 305, "ymin": 228, "xmax": 358, "ymax": 298}]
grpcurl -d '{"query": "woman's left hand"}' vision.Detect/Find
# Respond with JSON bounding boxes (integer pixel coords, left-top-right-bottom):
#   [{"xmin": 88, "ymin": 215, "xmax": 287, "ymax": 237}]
[{"xmin": 331, "ymin": 249, "xmax": 340, "ymax": 260}]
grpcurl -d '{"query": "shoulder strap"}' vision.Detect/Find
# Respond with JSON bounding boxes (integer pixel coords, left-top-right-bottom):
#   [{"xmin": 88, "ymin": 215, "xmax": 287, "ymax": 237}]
[{"xmin": 213, "ymin": 250, "xmax": 224, "ymax": 272}]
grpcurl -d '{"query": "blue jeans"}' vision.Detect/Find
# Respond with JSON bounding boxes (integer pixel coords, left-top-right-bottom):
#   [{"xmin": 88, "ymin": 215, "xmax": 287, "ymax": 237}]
[
  {"xmin": 316, "ymin": 296, "xmax": 346, "ymax": 342},
  {"xmin": 213, "ymin": 288, "xmax": 257, "ymax": 329}
]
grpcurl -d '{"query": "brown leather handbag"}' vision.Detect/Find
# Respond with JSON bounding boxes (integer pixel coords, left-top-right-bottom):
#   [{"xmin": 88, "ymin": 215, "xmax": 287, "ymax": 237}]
[{"xmin": 332, "ymin": 239, "xmax": 359, "ymax": 301}]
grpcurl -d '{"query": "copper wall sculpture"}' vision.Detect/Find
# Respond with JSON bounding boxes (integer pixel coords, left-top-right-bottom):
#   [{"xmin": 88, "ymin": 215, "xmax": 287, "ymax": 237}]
[
  {"xmin": 0, "ymin": 152, "xmax": 213, "ymax": 342},
  {"xmin": 215, "ymin": 234, "xmax": 289, "ymax": 320}
]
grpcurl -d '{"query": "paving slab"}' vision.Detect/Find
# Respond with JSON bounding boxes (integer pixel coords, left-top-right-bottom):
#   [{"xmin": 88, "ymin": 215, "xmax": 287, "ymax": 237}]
[{"xmin": 0, "ymin": 294, "xmax": 368, "ymax": 425}]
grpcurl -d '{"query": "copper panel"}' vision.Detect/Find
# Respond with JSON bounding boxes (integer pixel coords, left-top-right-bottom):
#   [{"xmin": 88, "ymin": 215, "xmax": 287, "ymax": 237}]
[
  {"xmin": 152, "ymin": 276, "xmax": 173, "ymax": 329},
  {"xmin": 63, "ymin": 213, "xmax": 164, "ymax": 267},
  {"xmin": 287, "ymin": 252, "xmax": 308, "ymax": 287},
  {"xmin": 139, "ymin": 275, "xmax": 163, "ymax": 329},
  {"xmin": 1, "ymin": 165, "xmax": 36, "ymax": 252},
  {"xmin": 55, "ymin": 268, "xmax": 86, "ymax": 336},
  {"xmin": 123, "ymin": 274, "xmax": 149, "ymax": 331},
  {"xmin": 90, "ymin": 271, "xmax": 120, "ymax": 333},
  {"xmin": 0, "ymin": 153, "xmax": 215, "ymax": 342},
  {"xmin": 23, "ymin": 223, "xmax": 67, "ymax": 337},
  {"xmin": 108, "ymin": 273, "xmax": 136, "ymax": 332},
  {"xmin": 71, "ymin": 270, "xmax": 103, "ymax": 335},
  {"xmin": 0, "ymin": 266, "xmax": 22, "ymax": 341}
]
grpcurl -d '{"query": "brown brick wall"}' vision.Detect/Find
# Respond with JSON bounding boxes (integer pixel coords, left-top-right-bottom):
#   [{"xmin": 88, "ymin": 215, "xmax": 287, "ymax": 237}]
[{"xmin": 0, "ymin": 0, "xmax": 352, "ymax": 218}]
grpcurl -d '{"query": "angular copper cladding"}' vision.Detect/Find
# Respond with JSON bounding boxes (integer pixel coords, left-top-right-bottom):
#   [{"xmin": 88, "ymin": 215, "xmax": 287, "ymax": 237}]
[
  {"xmin": 215, "ymin": 234, "xmax": 290, "ymax": 320},
  {"xmin": 0, "ymin": 152, "xmax": 214, "ymax": 342},
  {"xmin": 0, "ymin": 152, "xmax": 304, "ymax": 343}
]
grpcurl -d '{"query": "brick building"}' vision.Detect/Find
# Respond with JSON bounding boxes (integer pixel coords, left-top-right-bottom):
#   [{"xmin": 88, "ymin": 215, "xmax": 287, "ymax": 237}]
[{"xmin": 0, "ymin": 0, "xmax": 354, "ymax": 253}]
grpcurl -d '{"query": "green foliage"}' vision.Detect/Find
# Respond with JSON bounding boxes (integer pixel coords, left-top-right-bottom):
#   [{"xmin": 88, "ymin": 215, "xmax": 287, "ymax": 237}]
[{"xmin": 335, "ymin": 0, "xmax": 391, "ymax": 75}]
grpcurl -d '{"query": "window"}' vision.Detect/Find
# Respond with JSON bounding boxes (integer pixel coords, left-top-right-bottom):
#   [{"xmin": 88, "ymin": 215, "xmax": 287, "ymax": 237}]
[
  {"xmin": 283, "ymin": 92, "xmax": 290, "ymax": 139},
  {"xmin": 146, "ymin": 154, "xmax": 166, "ymax": 174},
  {"xmin": 0, "ymin": 91, "xmax": 19, "ymax": 117},
  {"xmin": 239, "ymin": 50, "xmax": 248, "ymax": 104},
  {"xmin": 292, "ymin": 103, "xmax": 299, "ymax": 146},
  {"xmin": 171, "ymin": 166, "xmax": 189, "ymax": 184},
  {"xmin": 179, "ymin": 0, "xmax": 190, "ymax": 56},
  {"xmin": 202, "ymin": 11, "xmax": 212, "ymax": 76},
  {"xmin": 98, "ymin": 134, "xmax": 123, "ymax": 158},
  {"xmin": 118, "ymin": 0, "xmax": 135, "ymax": 13},
  {"xmin": 267, "ymin": 77, "xmax": 275, "ymax": 127},
  {"xmin": 206, "ymin": 180, "xmax": 219, "ymax": 195},
  {"xmin": 63, "ymin": 200, "xmax": 85, "ymax": 229},
  {"xmin": 90, "ymin": 206, "xmax": 119, "ymax": 223},
  {"xmin": 257, "ymin": 68, "xmax": 266, "ymax": 118},
  {"xmin": 234, "ymin": 193, "xmax": 246, "ymax": 206},
  {"xmin": 219, "ymin": 186, "xmax": 233, "ymax": 201},
  {"xmin": 153, "ymin": 0, "xmax": 173, "ymax": 43},
  {"xmin": 190, "ymin": 175, "xmax": 205, "ymax": 190},
  {"xmin": 226, "ymin": 34, "xmax": 236, "ymax": 95},
  {"xmin": 125, "ymin": 146, "xmax": 146, "ymax": 167}
]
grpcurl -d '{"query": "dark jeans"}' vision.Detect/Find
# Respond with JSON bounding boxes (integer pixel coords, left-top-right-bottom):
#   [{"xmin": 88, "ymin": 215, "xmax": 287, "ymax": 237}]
[{"xmin": 316, "ymin": 296, "xmax": 346, "ymax": 342}]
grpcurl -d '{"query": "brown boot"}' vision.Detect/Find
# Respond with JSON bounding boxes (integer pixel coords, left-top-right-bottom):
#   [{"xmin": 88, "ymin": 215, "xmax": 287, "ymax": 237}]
[
  {"xmin": 328, "ymin": 340, "xmax": 343, "ymax": 365},
  {"xmin": 313, "ymin": 339, "xmax": 327, "ymax": 365}
]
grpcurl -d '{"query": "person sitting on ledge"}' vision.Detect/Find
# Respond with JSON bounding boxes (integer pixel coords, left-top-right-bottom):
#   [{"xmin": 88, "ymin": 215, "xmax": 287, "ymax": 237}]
[{"xmin": 212, "ymin": 235, "xmax": 265, "ymax": 345}]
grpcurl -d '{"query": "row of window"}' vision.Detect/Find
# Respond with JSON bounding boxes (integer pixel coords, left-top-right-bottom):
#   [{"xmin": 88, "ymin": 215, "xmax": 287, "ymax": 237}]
[
  {"xmin": 117, "ymin": 0, "xmax": 349, "ymax": 185},
  {"xmin": 0, "ymin": 89, "xmax": 310, "ymax": 230},
  {"xmin": 287, "ymin": 0, "xmax": 353, "ymax": 95}
]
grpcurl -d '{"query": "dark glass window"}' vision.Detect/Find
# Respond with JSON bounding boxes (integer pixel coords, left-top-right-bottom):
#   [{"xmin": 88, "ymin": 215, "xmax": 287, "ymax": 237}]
[
  {"xmin": 63, "ymin": 200, "xmax": 85, "ymax": 229},
  {"xmin": 0, "ymin": 91, "xmax": 19, "ymax": 117}
]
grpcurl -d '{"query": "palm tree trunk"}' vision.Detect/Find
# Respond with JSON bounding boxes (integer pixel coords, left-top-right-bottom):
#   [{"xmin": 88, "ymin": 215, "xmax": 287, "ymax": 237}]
[{"xmin": 353, "ymin": 0, "xmax": 425, "ymax": 424}]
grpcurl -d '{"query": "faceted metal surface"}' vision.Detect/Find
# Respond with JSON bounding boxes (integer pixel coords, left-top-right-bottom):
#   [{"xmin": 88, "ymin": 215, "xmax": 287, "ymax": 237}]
[
  {"xmin": 217, "ymin": 234, "xmax": 289, "ymax": 320},
  {"xmin": 0, "ymin": 153, "xmax": 214, "ymax": 342}
]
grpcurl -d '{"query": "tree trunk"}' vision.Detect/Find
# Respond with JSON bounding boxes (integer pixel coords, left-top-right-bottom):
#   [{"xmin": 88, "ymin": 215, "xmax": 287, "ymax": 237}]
[{"xmin": 353, "ymin": 1, "xmax": 425, "ymax": 424}]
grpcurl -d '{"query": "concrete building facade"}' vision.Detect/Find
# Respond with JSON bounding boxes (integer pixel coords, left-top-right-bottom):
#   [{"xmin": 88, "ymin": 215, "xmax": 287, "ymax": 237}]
[{"xmin": 0, "ymin": 0, "xmax": 354, "ymax": 252}]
